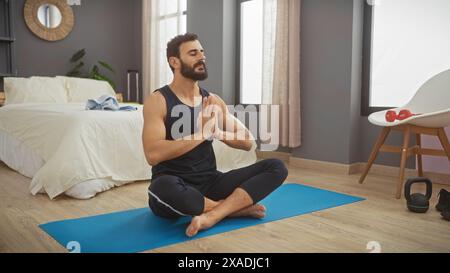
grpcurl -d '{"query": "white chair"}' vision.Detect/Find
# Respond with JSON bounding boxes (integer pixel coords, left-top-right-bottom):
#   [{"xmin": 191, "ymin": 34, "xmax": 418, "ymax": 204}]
[{"xmin": 359, "ymin": 69, "xmax": 450, "ymax": 199}]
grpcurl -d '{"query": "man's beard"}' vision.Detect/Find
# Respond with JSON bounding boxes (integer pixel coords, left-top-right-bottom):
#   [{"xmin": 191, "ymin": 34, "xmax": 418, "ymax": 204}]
[{"xmin": 180, "ymin": 60, "xmax": 208, "ymax": 81}]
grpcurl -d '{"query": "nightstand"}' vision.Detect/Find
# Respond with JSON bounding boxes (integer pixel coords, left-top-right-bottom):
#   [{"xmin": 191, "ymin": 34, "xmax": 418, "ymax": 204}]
[
  {"xmin": 115, "ymin": 93, "xmax": 142, "ymax": 105},
  {"xmin": 0, "ymin": 91, "xmax": 5, "ymax": 107},
  {"xmin": 115, "ymin": 93, "xmax": 123, "ymax": 103}
]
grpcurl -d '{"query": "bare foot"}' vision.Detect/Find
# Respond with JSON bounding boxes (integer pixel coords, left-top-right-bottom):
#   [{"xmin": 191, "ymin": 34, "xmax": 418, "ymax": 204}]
[
  {"xmin": 186, "ymin": 213, "xmax": 219, "ymax": 237},
  {"xmin": 230, "ymin": 204, "xmax": 266, "ymax": 219},
  {"xmin": 185, "ymin": 205, "xmax": 267, "ymax": 237}
]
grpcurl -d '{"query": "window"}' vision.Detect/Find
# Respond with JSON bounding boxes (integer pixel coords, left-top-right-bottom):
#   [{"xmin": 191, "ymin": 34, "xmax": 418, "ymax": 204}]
[
  {"xmin": 240, "ymin": 0, "xmax": 263, "ymax": 104},
  {"xmin": 238, "ymin": 0, "xmax": 276, "ymax": 105},
  {"xmin": 362, "ymin": 0, "xmax": 450, "ymax": 115},
  {"xmin": 156, "ymin": 0, "xmax": 187, "ymax": 88}
]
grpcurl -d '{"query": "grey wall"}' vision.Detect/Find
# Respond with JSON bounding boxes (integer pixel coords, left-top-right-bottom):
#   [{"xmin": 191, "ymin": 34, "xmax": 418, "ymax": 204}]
[
  {"xmin": 221, "ymin": 0, "xmax": 237, "ymax": 104},
  {"xmin": 11, "ymin": 0, "xmax": 142, "ymax": 101},
  {"xmin": 292, "ymin": 0, "xmax": 356, "ymax": 163},
  {"xmin": 187, "ymin": 0, "xmax": 236, "ymax": 104},
  {"xmin": 349, "ymin": 0, "xmax": 364, "ymax": 163}
]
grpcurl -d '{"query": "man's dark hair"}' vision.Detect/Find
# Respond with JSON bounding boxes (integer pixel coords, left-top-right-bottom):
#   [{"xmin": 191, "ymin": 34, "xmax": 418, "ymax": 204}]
[{"xmin": 166, "ymin": 33, "xmax": 199, "ymax": 72}]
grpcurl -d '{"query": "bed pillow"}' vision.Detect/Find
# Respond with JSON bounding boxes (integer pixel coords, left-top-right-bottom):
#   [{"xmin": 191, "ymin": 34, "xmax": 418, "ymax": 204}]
[
  {"xmin": 4, "ymin": 77, "xmax": 68, "ymax": 105},
  {"xmin": 58, "ymin": 76, "xmax": 116, "ymax": 103}
]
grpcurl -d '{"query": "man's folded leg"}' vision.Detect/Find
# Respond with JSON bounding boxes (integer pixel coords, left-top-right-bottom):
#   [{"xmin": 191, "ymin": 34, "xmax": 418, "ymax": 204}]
[{"xmin": 148, "ymin": 175, "xmax": 205, "ymax": 219}]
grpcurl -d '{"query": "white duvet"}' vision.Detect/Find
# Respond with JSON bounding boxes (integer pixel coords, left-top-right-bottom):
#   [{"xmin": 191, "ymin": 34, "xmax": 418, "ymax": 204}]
[{"xmin": 0, "ymin": 103, "xmax": 257, "ymax": 199}]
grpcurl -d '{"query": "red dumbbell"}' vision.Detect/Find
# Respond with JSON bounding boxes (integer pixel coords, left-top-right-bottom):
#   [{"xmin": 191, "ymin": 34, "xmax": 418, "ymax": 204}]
[
  {"xmin": 385, "ymin": 109, "xmax": 420, "ymax": 122},
  {"xmin": 385, "ymin": 110, "xmax": 397, "ymax": 122},
  {"xmin": 397, "ymin": 109, "xmax": 414, "ymax": 120}
]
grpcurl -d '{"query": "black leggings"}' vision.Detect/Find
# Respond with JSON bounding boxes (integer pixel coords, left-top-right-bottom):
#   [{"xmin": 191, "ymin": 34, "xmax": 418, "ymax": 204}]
[{"xmin": 148, "ymin": 159, "xmax": 288, "ymax": 219}]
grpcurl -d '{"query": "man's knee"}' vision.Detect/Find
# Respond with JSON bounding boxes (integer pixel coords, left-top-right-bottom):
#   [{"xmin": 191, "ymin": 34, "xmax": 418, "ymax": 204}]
[
  {"xmin": 265, "ymin": 158, "xmax": 288, "ymax": 183},
  {"xmin": 149, "ymin": 176, "xmax": 181, "ymax": 218},
  {"xmin": 148, "ymin": 176, "xmax": 204, "ymax": 218},
  {"xmin": 149, "ymin": 175, "xmax": 178, "ymax": 196}
]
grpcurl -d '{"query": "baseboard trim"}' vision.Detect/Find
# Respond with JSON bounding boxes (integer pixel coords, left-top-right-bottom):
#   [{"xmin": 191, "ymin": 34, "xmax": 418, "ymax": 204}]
[
  {"xmin": 289, "ymin": 157, "xmax": 354, "ymax": 175},
  {"xmin": 256, "ymin": 151, "xmax": 450, "ymax": 185},
  {"xmin": 256, "ymin": 150, "xmax": 290, "ymax": 163},
  {"xmin": 424, "ymin": 171, "xmax": 450, "ymax": 185},
  {"xmin": 349, "ymin": 162, "xmax": 417, "ymax": 177}
]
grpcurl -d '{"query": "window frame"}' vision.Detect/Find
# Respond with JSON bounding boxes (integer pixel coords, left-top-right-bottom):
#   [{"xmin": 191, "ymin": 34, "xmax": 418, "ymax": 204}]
[
  {"xmin": 361, "ymin": 2, "xmax": 392, "ymax": 116},
  {"xmin": 158, "ymin": 10, "xmax": 187, "ymax": 19}
]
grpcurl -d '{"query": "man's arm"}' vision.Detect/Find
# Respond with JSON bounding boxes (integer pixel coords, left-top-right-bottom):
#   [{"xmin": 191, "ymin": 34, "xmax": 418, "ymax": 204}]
[
  {"xmin": 142, "ymin": 92, "xmax": 212, "ymax": 166},
  {"xmin": 208, "ymin": 93, "xmax": 254, "ymax": 151}
]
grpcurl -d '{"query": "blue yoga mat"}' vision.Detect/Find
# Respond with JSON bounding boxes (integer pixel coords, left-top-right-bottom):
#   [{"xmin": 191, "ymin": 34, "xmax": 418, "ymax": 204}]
[{"xmin": 40, "ymin": 183, "xmax": 364, "ymax": 253}]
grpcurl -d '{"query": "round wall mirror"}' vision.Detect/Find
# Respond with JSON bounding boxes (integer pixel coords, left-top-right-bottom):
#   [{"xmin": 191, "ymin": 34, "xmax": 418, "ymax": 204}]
[
  {"xmin": 37, "ymin": 4, "xmax": 62, "ymax": 29},
  {"xmin": 24, "ymin": 0, "xmax": 74, "ymax": 42}
]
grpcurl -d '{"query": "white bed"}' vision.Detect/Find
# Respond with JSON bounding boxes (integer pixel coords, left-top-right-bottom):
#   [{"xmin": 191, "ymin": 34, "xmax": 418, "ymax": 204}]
[
  {"xmin": 0, "ymin": 128, "xmax": 136, "ymax": 199},
  {"xmin": 0, "ymin": 77, "xmax": 257, "ymax": 199},
  {"xmin": 0, "ymin": 102, "xmax": 152, "ymax": 199}
]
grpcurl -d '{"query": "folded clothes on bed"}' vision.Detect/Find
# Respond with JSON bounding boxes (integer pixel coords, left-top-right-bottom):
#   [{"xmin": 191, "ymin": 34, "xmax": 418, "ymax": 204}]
[{"xmin": 86, "ymin": 95, "xmax": 137, "ymax": 111}]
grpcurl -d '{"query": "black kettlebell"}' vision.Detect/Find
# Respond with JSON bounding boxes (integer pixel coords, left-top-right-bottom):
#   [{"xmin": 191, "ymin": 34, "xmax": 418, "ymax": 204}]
[{"xmin": 404, "ymin": 177, "xmax": 432, "ymax": 213}]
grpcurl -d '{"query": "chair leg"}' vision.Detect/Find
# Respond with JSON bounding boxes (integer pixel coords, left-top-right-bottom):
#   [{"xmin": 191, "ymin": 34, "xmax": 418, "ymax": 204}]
[
  {"xmin": 437, "ymin": 128, "xmax": 450, "ymax": 162},
  {"xmin": 359, "ymin": 127, "xmax": 391, "ymax": 184},
  {"xmin": 397, "ymin": 125, "xmax": 411, "ymax": 199},
  {"xmin": 416, "ymin": 133, "xmax": 423, "ymax": 177}
]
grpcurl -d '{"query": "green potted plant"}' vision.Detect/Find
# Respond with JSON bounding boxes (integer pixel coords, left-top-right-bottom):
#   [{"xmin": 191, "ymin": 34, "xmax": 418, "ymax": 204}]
[{"xmin": 66, "ymin": 48, "xmax": 116, "ymax": 90}]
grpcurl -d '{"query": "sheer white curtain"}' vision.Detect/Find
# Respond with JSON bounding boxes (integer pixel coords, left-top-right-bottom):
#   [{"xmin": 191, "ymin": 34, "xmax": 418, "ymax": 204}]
[
  {"xmin": 272, "ymin": 0, "xmax": 301, "ymax": 148},
  {"xmin": 260, "ymin": 0, "xmax": 301, "ymax": 148},
  {"xmin": 142, "ymin": 0, "xmax": 156, "ymax": 100},
  {"xmin": 142, "ymin": 0, "xmax": 187, "ymax": 100}
]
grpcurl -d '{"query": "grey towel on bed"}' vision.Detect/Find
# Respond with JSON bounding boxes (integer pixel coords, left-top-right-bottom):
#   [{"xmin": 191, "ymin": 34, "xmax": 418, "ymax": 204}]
[{"xmin": 85, "ymin": 95, "xmax": 137, "ymax": 111}]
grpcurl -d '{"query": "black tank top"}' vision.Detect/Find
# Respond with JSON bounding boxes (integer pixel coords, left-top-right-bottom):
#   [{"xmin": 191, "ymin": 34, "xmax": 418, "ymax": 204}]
[{"xmin": 150, "ymin": 85, "xmax": 218, "ymax": 186}]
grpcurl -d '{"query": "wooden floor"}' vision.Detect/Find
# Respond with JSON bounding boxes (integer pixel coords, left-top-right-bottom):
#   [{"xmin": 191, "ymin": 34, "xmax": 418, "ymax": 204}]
[{"xmin": 0, "ymin": 160, "xmax": 449, "ymax": 253}]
